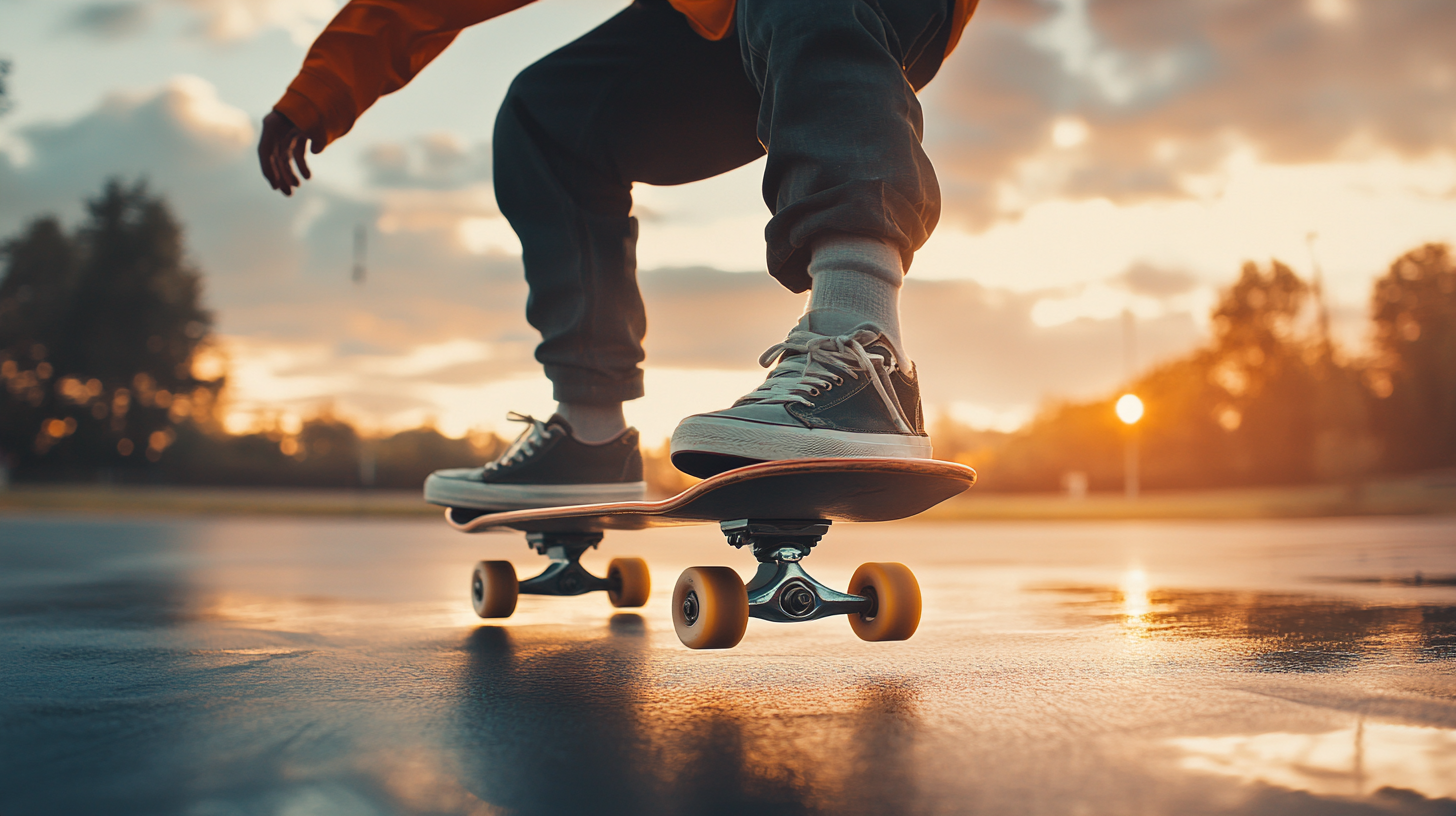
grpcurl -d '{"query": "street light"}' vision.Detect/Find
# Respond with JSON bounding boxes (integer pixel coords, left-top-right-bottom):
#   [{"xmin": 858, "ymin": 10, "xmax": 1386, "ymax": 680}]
[{"xmin": 1116, "ymin": 393, "xmax": 1143, "ymax": 498}]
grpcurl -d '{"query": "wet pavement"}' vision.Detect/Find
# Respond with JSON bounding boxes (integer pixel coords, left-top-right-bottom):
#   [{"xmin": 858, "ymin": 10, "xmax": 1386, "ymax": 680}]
[{"xmin": 1, "ymin": 511, "xmax": 1454, "ymax": 815}]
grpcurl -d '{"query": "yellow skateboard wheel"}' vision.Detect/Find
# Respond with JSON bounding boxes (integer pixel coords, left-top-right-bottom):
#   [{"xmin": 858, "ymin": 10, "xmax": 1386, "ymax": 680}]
[
  {"xmin": 847, "ymin": 562, "xmax": 921, "ymax": 642},
  {"xmin": 471, "ymin": 560, "xmax": 519, "ymax": 619},
  {"xmin": 607, "ymin": 557, "xmax": 651, "ymax": 608},
  {"xmin": 672, "ymin": 566, "xmax": 748, "ymax": 649}
]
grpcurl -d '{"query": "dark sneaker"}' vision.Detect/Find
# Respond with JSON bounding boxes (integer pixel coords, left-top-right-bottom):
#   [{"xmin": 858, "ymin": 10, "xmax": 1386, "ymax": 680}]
[
  {"xmin": 669, "ymin": 318, "xmax": 932, "ymax": 478},
  {"xmin": 424, "ymin": 413, "xmax": 646, "ymax": 510}
]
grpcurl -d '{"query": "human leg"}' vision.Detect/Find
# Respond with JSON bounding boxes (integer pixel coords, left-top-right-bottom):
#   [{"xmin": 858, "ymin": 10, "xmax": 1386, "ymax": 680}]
[
  {"xmin": 492, "ymin": 0, "xmax": 763, "ymax": 411},
  {"xmin": 761, "ymin": 0, "xmax": 953, "ymax": 362},
  {"xmin": 669, "ymin": 0, "xmax": 951, "ymax": 476},
  {"xmin": 739, "ymin": 0, "xmax": 951, "ymax": 292},
  {"xmin": 427, "ymin": 0, "xmax": 763, "ymax": 506}
]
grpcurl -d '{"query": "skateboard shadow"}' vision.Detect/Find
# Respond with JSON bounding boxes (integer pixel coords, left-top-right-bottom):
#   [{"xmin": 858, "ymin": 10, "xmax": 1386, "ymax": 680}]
[{"xmin": 447, "ymin": 625, "xmax": 925, "ymax": 816}]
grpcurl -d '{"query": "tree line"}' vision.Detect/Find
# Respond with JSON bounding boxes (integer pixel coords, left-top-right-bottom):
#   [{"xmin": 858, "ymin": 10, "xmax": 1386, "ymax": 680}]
[
  {"xmin": 0, "ymin": 180, "xmax": 507, "ymax": 488},
  {"xmin": 934, "ymin": 245, "xmax": 1456, "ymax": 491},
  {"xmin": 3, "ymin": 180, "xmax": 1453, "ymax": 492}
]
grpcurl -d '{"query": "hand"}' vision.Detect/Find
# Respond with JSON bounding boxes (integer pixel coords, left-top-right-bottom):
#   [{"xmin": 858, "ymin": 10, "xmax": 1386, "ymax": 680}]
[{"xmin": 258, "ymin": 111, "xmax": 315, "ymax": 196}]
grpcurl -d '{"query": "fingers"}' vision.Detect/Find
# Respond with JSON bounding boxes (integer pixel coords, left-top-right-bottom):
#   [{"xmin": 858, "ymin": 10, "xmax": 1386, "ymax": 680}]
[
  {"xmin": 259, "ymin": 131, "xmax": 292, "ymax": 195},
  {"xmin": 291, "ymin": 135, "xmax": 312, "ymax": 182},
  {"xmin": 268, "ymin": 145, "xmax": 292, "ymax": 196},
  {"xmin": 258, "ymin": 134, "xmax": 280, "ymax": 191},
  {"xmin": 280, "ymin": 135, "xmax": 301, "ymax": 193},
  {"xmin": 269, "ymin": 152, "xmax": 287, "ymax": 194},
  {"xmin": 277, "ymin": 153, "xmax": 295, "ymax": 196},
  {"xmin": 257, "ymin": 111, "xmax": 312, "ymax": 197}
]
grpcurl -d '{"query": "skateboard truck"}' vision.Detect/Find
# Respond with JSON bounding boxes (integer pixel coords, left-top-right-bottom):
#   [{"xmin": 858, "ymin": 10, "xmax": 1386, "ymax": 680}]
[
  {"xmin": 721, "ymin": 519, "xmax": 873, "ymax": 623},
  {"xmin": 518, "ymin": 532, "xmax": 613, "ymax": 597},
  {"xmin": 469, "ymin": 532, "xmax": 651, "ymax": 618}
]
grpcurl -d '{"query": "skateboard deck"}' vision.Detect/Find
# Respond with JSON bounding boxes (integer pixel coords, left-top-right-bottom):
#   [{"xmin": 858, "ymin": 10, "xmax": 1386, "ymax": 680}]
[
  {"xmin": 446, "ymin": 457, "xmax": 977, "ymax": 533},
  {"xmin": 448, "ymin": 457, "xmax": 977, "ymax": 650}
]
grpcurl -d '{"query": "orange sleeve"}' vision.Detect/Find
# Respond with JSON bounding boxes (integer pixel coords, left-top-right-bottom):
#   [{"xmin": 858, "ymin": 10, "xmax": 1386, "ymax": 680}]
[
  {"xmin": 274, "ymin": 0, "xmax": 537, "ymax": 148},
  {"xmin": 667, "ymin": 0, "xmax": 735, "ymax": 40},
  {"xmin": 942, "ymin": 0, "xmax": 981, "ymax": 59}
]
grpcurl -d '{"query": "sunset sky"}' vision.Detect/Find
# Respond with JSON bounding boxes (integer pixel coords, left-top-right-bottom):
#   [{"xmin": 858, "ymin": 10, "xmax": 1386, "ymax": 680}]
[{"xmin": 3, "ymin": 0, "xmax": 1454, "ymax": 443}]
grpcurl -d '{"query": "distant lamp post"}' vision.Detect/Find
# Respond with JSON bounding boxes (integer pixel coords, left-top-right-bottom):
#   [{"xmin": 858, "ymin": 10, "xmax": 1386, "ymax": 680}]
[{"xmin": 1116, "ymin": 394, "xmax": 1143, "ymax": 499}]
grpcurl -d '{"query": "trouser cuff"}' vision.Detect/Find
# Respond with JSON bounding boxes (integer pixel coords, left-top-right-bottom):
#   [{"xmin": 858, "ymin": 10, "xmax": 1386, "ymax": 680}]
[
  {"xmin": 765, "ymin": 180, "xmax": 931, "ymax": 293},
  {"xmin": 547, "ymin": 366, "xmax": 644, "ymax": 404}
]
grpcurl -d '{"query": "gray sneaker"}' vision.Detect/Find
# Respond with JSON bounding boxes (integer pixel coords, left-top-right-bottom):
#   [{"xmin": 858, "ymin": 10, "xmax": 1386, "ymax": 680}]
[{"xmin": 669, "ymin": 319, "xmax": 932, "ymax": 478}]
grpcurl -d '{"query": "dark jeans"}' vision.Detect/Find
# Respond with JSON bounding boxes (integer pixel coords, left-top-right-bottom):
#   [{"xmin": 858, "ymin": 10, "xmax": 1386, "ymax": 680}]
[{"xmin": 493, "ymin": 0, "xmax": 951, "ymax": 403}]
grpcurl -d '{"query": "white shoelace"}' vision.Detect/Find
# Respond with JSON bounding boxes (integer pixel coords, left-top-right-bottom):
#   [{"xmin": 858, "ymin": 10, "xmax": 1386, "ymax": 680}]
[
  {"xmin": 484, "ymin": 412, "xmax": 554, "ymax": 470},
  {"xmin": 737, "ymin": 328, "xmax": 913, "ymax": 434}
]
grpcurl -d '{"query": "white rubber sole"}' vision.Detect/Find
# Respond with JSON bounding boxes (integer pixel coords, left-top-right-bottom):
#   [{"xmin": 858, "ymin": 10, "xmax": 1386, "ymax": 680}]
[
  {"xmin": 423, "ymin": 476, "xmax": 647, "ymax": 510},
  {"xmin": 670, "ymin": 415, "xmax": 933, "ymax": 462}
]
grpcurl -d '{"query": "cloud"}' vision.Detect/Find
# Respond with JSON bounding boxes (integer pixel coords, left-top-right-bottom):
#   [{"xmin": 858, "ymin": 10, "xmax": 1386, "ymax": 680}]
[
  {"xmin": 924, "ymin": 0, "xmax": 1456, "ymax": 228},
  {"xmin": 0, "ymin": 73, "xmax": 1213, "ymax": 440},
  {"xmin": 51, "ymin": 0, "xmax": 342, "ymax": 45},
  {"xmin": 172, "ymin": 0, "xmax": 341, "ymax": 44},
  {"xmin": 640, "ymin": 267, "xmax": 804, "ymax": 369},
  {"xmin": 1116, "ymin": 261, "xmax": 1199, "ymax": 297},
  {"xmin": 903, "ymin": 277, "xmax": 1203, "ymax": 408},
  {"xmin": 361, "ymin": 134, "xmax": 492, "ymax": 190},
  {"xmin": 639, "ymin": 267, "xmax": 1205, "ymax": 410},
  {"xmin": 61, "ymin": 2, "xmax": 152, "ymax": 40},
  {"xmin": 0, "ymin": 75, "xmax": 255, "ymax": 230},
  {"xmin": 0, "ymin": 75, "xmax": 537, "ymax": 425}
]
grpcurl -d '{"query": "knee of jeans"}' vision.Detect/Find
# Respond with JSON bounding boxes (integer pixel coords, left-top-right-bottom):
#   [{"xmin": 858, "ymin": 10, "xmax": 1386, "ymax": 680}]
[
  {"xmin": 505, "ymin": 42, "xmax": 593, "ymax": 125},
  {"xmin": 499, "ymin": 64, "xmax": 547, "ymax": 121},
  {"xmin": 493, "ymin": 63, "xmax": 568, "ymax": 168}
]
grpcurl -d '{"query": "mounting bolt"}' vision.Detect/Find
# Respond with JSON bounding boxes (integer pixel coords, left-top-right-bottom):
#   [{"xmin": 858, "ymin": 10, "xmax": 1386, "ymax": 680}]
[{"xmin": 779, "ymin": 581, "xmax": 817, "ymax": 618}]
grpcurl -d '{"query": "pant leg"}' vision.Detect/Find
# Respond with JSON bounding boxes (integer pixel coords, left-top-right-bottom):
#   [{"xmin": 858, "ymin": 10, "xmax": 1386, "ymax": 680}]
[
  {"xmin": 493, "ymin": 0, "xmax": 764, "ymax": 404},
  {"xmin": 737, "ymin": 0, "xmax": 952, "ymax": 292}
]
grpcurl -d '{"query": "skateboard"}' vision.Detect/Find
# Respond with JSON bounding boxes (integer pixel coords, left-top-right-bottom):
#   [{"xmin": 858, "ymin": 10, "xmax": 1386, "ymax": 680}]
[{"xmin": 444, "ymin": 458, "xmax": 977, "ymax": 649}]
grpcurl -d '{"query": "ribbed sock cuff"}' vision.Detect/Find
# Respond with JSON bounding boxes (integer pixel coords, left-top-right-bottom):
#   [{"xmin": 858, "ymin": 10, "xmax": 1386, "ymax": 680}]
[{"xmin": 806, "ymin": 234, "xmax": 907, "ymax": 361}]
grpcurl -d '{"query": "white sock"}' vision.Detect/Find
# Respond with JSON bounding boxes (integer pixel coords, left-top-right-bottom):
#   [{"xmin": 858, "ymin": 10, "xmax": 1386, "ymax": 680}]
[
  {"xmin": 554, "ymin": 402, "xmax": 627, "ymax": 443},
  {"xmin": 805, "ymin": 234, "xmax": 907, "ymax": 363}
]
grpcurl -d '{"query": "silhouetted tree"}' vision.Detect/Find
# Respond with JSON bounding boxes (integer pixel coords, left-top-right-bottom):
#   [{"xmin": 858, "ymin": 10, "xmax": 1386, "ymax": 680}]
[
  {"xmin": 966, "ymin": 258, "xmax": 1380, "ymax": 491},
  {"xmin": 1125, "ymin": 352, "xmax": 1233, "ymax": 489},
  {"xmin": 0, "ymin": 218, "xmax": 75, "ymax": 354},
  {"xmin": 293, "ymin": 410, "xmax": 362, "ymax": 485},
  {"xmin": 1369, "ymin": 243, "xmax": 1456, "ymax": 472},
  {"xmin": 0, "ymin": 179, "xmax": 221, "ymax": 478},
  {"xmin": 371, "ymin": 425, "xmax": 491, "ymax": 489},
  {"xmin": 1207, "ymin": 260, "xmax": 1321, "ymax": 483}
]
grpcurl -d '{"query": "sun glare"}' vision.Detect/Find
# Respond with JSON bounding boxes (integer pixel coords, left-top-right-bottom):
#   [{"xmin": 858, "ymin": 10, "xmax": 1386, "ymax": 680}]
[
  {"xmin": 1116, "ymin": 393, "xmax": 1144, "ymax": 425},
  {"xmin": 1121, "ymin": 566, "xmax": 1151, "ymax": 619}
]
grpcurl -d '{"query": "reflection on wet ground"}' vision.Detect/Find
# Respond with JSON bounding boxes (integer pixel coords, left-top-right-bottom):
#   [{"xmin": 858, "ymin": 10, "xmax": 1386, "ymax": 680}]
[
  {"xmin": 1, "ymin": 514, "xmax": 1453, "ymax": 815},
  {"xmin": 1036, "ymin": 583, "xmax": 1455, "ymax": 670}
]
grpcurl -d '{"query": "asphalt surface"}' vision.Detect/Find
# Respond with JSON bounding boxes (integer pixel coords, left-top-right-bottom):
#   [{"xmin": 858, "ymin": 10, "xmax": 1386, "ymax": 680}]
[{"xmin": 1, "ymin": 511, "xmax": 1454, "ymax": 815}]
